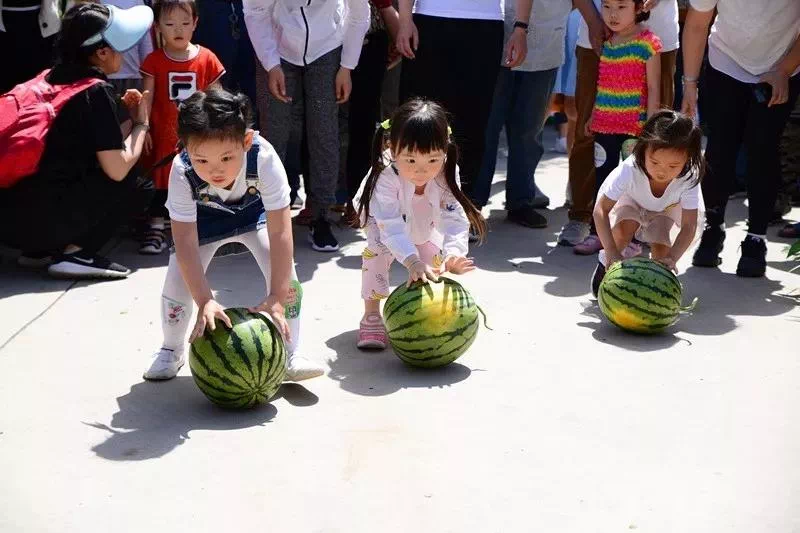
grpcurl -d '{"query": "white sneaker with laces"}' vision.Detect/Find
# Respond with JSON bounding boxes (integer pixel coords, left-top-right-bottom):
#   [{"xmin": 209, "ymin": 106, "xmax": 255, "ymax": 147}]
[
  {"xmin": 558, "ymin": 220, "xmax": 591, "ymax": 246},
  {"xmin": 143, "ymin": 348, "xmax": 185, "ymax": 380},
  {"xmin": 284, "ymin": 353, "xmax": 324, "ymax": 382}
]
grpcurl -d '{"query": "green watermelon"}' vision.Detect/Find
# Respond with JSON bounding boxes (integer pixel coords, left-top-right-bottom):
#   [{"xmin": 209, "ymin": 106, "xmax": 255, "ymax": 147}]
[
  {"xmin": 598, "ymin": 257, "xmax": 697, "ymax": 334},
  {"xmin": 189, "ymin": 308, "xmax": 286, "ymax": 408},
  {"xmin": 383, "ymin": 277, "xmax": 487, "ymax": 368}
]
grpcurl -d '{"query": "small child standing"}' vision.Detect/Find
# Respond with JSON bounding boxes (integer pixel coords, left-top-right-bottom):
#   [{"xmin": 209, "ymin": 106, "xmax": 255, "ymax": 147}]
[
  {"xmin": 354, "ymin": 99, "xmax": 486, "ymax": 350},
  {"xmin": 104, "ymin": 0, "xmax": 154, "ymax": 94},
  {"xmin": 143, "ymin": 88, "xmax": 324, "ymax": 382},
  {"xmin": 243, "ymin": 0, "xmax": 370, "ymax": 253},
  {"xmin": 138, "ymin": 0, "xmax": 225, "ymax": 254},
  {"xmin": 590, "ymin": 110, "xmax": 704, "ymax": 296},
  {"xmin": 574, "ymin": 0, "xmax": 663, "ymax": 256}
]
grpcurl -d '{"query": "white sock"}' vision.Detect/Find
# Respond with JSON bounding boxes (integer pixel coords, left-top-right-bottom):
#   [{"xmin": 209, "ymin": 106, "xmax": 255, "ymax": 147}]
[{"xmin": 598, "ymin": 249, "xmax": 607, "ymax": 267}]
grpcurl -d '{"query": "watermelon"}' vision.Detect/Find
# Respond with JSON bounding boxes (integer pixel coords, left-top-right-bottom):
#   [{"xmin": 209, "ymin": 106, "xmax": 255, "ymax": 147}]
[
  {"xmin": 189, "ymin": 308, "xmax": 286, "ymax": 408},
  {"xmin": 598, "ymin": 257, "xmax": 697, "ymax": 334},
  {"xmin": 383, "ymin": 277, "xmax": 487, "ymax": 368}
]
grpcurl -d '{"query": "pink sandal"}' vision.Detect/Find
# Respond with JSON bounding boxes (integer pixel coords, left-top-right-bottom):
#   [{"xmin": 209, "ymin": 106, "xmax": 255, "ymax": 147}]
[
  {"xmin": 574, "ymin": 234, "xmax": 603, "ymax": 255},
  {"xmin": 357, "ymin": 314, "xmax": 387, "ymax": 350}
]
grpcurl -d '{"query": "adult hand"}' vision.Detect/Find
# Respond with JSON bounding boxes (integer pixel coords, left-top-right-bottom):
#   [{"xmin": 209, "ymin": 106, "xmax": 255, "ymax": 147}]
[
  {"xmin": 121, "ymin": 88, "xmax": 142, "ymax": 116},
  {"xmin": 440, "ymin": 256, "xmax": 475, "ymax": 275},
  {"xmin": 406, "ymin": 260, "xmax": 439, "ymax": 287},
  {"xmin": 759, "ymin": 70, "xmax": 791, "ymax": 107},
  {"xmin": 680, "ymin": 82, "xmax": 699, "ymax": 120},
  {"xmin": 135, "ymin": 89, "xmax": 151, "ymax": 125},
  {"xmin": 189, "ymin": 299, "xmax": 232, "ymax": 342},
  {"xmin": 249, "ymin": 294, "xmax": 291, "ymax": 342},
  {"xmin": 335, "ymin": 67, "xmax": 352, "ymax": 104},
  {"xmin": 504, "ymin": 28, "xmax": 528, "ymax": 68},
  {"xmin": 396, "ymin": 15, "xmax": 419, "ymax": 59},
  {"xmin": 268, "ymin": 66, "xmax": 292, "ymax": 103},
  {"xmin": 587, "ymin": 12, "xmax": 608, "ymax": 56}
]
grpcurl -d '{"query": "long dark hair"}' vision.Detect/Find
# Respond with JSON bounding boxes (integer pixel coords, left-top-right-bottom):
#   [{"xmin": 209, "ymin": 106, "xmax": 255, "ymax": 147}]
[
  {"xmin": 53, "ymin": 3, "xmax": 111, "ymax": 67},
  {"xmin": 357, "ymin": 98, "xmax": 487, "ymax": 243},
  {"xmin": 177, "ymin": 87, "xmax": 254, "ymax": 148},
  {"xmin": 632, "ymin": 110, "xmax": 705, "ymax": 188}
]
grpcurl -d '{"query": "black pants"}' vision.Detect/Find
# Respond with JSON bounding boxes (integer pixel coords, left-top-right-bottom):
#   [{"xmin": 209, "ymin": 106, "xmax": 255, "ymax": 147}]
[
  {"xmin": 702, "ymin": 66, "xmax": 800, "ymax": 235},
  {"xmin": 590, "ymin": 133, "xmax": 637, "ymax": 233},
  {"xmin": 346, "ymin": 30, "xmax": 389, "ymax": 199},
  {"xmin": 0, "ymin": 168, "xmax": 146, "ymax": 255},
  {"xmin": 400, "ymin": 14, "xmax": 504, "ymax": 200},
  {"xmin": 0, "ymin": 10, "xmax": 55, "ymax": 94}
]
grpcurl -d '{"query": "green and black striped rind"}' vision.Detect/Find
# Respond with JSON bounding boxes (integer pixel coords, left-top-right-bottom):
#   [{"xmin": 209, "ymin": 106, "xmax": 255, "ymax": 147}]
[
  {"xmin": 384, "ymin": 277, "xmax": 480, "ymax": 368},
  {"xmin": 598, "ymin": 257, "xmax": 683, "ymax": 334},
  {"xmin": 189, "ymin": 308, "xmax": 286, "ymax": 408}
]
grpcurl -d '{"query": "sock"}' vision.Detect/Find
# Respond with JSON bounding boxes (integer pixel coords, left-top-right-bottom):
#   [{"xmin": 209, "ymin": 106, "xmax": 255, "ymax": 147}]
[
  {"xmin": 598, "ymin": 249, "xmax": 607, "ymax": 267},
  {"xmin": 746, "ymin": 233, "xmax": 766, "ymax": 242}
]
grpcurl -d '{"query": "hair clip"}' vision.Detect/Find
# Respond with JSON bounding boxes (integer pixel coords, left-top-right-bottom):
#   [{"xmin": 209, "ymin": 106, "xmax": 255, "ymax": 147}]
[
  {"xmin": 381, "ymin": 119, "xmax": 391, "ymax": 130},
  {"xmin": 447, "ymin": 126, "xmax": 452, "ymax": 136}
]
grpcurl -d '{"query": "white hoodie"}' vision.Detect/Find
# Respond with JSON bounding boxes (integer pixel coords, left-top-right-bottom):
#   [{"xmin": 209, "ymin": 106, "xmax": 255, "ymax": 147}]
[{"xmin": 243, "ymin": 0, "xmax": 370, "ymax": 71}]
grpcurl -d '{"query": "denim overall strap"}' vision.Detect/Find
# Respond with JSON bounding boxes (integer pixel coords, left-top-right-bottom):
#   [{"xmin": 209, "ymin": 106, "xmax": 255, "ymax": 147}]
[{"xmin": 180, "ymin": 143, "xmax": 267, "ymax": 246}]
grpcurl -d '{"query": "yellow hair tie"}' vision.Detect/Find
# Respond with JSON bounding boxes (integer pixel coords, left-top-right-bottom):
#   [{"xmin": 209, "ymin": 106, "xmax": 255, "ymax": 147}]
[{"xmin": 380, "ymin": 119, "xmax": 453, "ymax": 136}]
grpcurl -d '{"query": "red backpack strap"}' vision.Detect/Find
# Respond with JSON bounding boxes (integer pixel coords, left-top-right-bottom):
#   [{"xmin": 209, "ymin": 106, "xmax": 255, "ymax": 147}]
[{"xmin": 47, "ymin": 76, "xmax": 107, "ymax": 110}]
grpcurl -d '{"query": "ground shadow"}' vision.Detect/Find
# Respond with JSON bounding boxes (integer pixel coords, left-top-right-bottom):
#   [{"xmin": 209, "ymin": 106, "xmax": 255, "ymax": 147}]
[
  {"xmin": 577, "ymin": 300, "xmax": 690, "ymax": 352},
  {"xmin": 85, "ymin": 377, "xmax": 314, "ymax": 461},
  {"xmin": 325, "ymin": 330, "xmax": 472, "ymax": 397}
]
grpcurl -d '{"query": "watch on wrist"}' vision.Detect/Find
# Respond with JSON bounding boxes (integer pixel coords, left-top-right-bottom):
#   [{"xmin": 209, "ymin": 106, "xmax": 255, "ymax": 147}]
[{"xmin": 513, "ymin": 21, "xmax": 529, "ymax": 33}]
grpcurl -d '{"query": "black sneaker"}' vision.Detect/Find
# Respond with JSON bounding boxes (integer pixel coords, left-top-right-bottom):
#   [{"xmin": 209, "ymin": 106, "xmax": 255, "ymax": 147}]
[
  {"xmin": 309, "ymin": 219, "xmax": 339, "ymax": 252},
  {"xmin": 736, "ymin": 235, "xmax": 767, "ymax": 278},
  {"xmin": 692, "ymin": 224, "xmax": 725, "ymax": 267},
  {"xmin": 508, "ymin": 205, "xmax": 548, "ymax": 228},
  {"xmin": 591, "ymin": 261, "xmax": 606, "ymax": 298},
  {"xmin": 48, "ymin": 252, "xmax": 130, "ymax": 279}
]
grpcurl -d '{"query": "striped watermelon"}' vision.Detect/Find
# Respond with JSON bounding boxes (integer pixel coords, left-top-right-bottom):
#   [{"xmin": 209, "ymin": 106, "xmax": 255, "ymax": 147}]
[
  {"xmin": 383, "ymin": 277, "xmax": 486, "ymax": 368},
  {"xmin": 598, "ymin": 257, "xmax": 696, "ymax": 334},
  {"xmin": 189, "ymin": 308, "xmax": 286, "ymax": 408}
]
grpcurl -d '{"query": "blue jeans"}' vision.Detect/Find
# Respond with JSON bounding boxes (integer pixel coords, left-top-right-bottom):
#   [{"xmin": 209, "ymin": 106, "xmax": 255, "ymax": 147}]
[{"xmin": 474, "ymin": 67, "xmax": 557, "ymax": 210}]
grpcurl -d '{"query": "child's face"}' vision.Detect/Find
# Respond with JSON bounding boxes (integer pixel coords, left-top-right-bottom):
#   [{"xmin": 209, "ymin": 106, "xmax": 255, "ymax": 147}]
[
  {"xmin": 644, "ymin": 146, "xmax": 688, "ymax": 184},
  {"xmin": 601, "ymin": 0, "xmax": 639, "ymax": 32},
  {"xmin": 157, "ymin": 7, "xmax": 197, "ymax": 50},
  {"xmin": 392, "ymin": 147, "xmax": 446, "ymax": 189},
  {"xmin": 186, "ymin": 133, "xmax": 254, "ymax": 190}
]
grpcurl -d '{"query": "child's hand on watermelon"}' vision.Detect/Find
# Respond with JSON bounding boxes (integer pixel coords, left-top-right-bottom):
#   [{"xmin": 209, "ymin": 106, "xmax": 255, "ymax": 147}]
[
  {"xmin": 407, "ymin": 259, "xmax": 439, "ymax": 287},
  {"xmin": 190, "ymin": 299, "xmax": 232, "ymax": 342},
  {"xmin": 655, "ymin": 256, "xmax": 678, "ymax": 273},
  {"xmin": 440, "ymin": 256, "xmax": 475, "ymax": 275},
  {"xmin": 249, "ymin": 295, "xmax": 291, "ymax": 342}
]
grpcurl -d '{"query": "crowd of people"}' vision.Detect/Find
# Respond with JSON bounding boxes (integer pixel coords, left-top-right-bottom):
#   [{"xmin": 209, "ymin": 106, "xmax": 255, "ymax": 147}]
[{"xmin": 0, "ymin": 0, "xmax": 798, "ymax": 378}]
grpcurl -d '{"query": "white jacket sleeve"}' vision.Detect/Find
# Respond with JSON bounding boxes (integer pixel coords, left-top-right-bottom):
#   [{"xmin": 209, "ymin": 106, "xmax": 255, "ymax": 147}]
[
  {"xmin": 243, "ymin": 0, "xmax": 282, "ymax": 71},
  {"xmin": 340, "ymin": 0, "xmax": 370, "ymax": 69},
  {"xmin": 370, "ymin": 171, "xmax": 417, "ymax": 263},
  {"xmin": 439, "ymin": 173, "xmax": 470, "ymax": 260}
]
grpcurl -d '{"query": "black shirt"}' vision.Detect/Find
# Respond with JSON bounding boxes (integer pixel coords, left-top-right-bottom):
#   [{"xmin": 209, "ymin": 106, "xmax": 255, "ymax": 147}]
[{"xmin": 38, "ymin": 65, "xmax": 125, "ymax": 186}]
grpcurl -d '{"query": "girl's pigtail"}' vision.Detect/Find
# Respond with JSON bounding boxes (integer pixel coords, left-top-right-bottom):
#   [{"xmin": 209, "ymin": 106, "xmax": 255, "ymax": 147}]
[
  {"xmin": 442, "ymin": 142, "xmax": 487, "ymax": 244},
  {"xmin": 357, "ymin": 125, "xmax": 391, "ymax": 227}
]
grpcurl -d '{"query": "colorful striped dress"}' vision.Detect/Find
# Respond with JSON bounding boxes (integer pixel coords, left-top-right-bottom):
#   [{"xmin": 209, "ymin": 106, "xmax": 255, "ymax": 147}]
[{"xmin": 592, "ymin": 29, "xmax": 663, "ymax": 136}]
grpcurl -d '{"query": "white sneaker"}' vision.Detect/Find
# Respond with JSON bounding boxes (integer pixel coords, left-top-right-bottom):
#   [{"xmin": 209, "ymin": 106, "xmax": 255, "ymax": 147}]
[
  {"xmin": 284, "ymin": 354, "xmax": 324, "ymax": 382},
  {"xmin": 143, "ymin": 348, "xmax": 185, "ymax": 380},
  {"xmin": 558, "ymin": 220, "xmax": 591, "ymax": 246}
]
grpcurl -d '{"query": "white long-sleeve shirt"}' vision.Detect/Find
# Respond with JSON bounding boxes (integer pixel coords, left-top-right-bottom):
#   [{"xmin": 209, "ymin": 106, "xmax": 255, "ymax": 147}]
[
  {"xmin": 361, "ymin": 164, "xmax": 470, "ymax": 264},
  {"xmin": 243, "ymin": 0, "xmax": 370, "ymax": 71}
]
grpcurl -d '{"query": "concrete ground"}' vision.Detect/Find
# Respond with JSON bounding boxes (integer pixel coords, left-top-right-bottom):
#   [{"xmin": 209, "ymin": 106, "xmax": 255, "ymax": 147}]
[{"xmin": 2, "ymin": 139, "xmax": 800, "ymax": 533}]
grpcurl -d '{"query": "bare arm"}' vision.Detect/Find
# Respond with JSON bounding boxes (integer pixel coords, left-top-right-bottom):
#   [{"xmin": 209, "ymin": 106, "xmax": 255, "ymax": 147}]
[
  {"xmin": 594, "ymin": 195, "xmax": 623, "ymax": 264},
  {"xmin": 574, "ymin": 0, "xmax": 607, "ymax": 56},
  {"xmin": 667, "ymin": 208, "xmax": 698, "ymax": 263},
  {"xmin": 646, "ymin": 52, "xmax": 662, "ymax": 117},
  {"xmin": 680, "ymin": 7, "xmax": 714, "ymax": 116},
  {"xmin": 380, "ymin": 5, "xmax": 400, "ymax": 43},
  {"xmin": 266, "ymin": 207, "xmax": 293, "ymax": 303}
]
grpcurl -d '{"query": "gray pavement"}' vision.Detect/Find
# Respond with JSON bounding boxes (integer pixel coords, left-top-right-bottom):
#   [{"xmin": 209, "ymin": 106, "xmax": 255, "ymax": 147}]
[{"xmin": 2, "ymin": 146, "xmax": 800, "ymax": 533}]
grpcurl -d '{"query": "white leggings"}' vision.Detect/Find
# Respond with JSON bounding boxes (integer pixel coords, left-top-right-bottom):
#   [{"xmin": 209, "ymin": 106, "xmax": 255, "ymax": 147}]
[{"xmin": 160, "ymin": 229, "xmax": 301, "ymax": 355}]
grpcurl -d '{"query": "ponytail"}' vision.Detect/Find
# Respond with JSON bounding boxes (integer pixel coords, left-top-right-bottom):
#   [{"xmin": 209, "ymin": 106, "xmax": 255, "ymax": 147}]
[{"xmin": 356, "ymin": 125, "xmax": 391, "ymax": 225}]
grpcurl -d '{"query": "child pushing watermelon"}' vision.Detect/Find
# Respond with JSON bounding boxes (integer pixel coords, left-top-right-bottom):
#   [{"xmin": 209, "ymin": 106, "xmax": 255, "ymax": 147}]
[
  {"xmin": 353, "ymin": 99, "xmax": 488, "ymax": 350},
  {"xmin": 143, "ymin": 87, "xmax": 324, "ymax": 382},
  {"xmin": 591, "ymin": 110, "xmax": 705, "ymax": 296}
]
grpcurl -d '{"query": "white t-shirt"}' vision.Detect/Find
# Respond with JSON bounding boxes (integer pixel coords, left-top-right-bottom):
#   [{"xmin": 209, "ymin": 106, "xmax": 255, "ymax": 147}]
[
  {"xmin": 599, "ymin": 156, "xmax": 700, "ymax": 212},
  {"xmin": 577, "ymin": 0, "xmax": 679, "ymax": 52},
  {"xmin": 690, "ymin": 0, "xmax": 800, "ymax": 82},
  {"xmin": 414, "ymin": 0, "xmax": 504, "ymax": 21},
  {"xmin": 167, "ymin": 135, "xmax": 291, "ymax": 223},
  {"xmin": 503, "ymin": 0, "xmax": 573, "ymax": 71}
]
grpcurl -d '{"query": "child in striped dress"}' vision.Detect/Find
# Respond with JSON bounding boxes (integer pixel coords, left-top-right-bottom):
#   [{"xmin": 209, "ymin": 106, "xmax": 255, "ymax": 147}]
[{"xmin": 573, "ymin": 0, "xmax": 663, "ymax": 255}]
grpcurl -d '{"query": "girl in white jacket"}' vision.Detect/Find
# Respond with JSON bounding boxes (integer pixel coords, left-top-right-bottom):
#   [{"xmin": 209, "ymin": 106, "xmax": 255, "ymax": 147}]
[{"xmin": 355, "ymin": 99, "xmax": 487, "ymax": 350}]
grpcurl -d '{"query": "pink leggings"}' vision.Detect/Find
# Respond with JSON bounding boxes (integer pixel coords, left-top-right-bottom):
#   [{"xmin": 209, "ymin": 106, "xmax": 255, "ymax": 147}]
[{"xmin": 361, "ymin": 218, "xmax": 442, "ymax": 300}]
